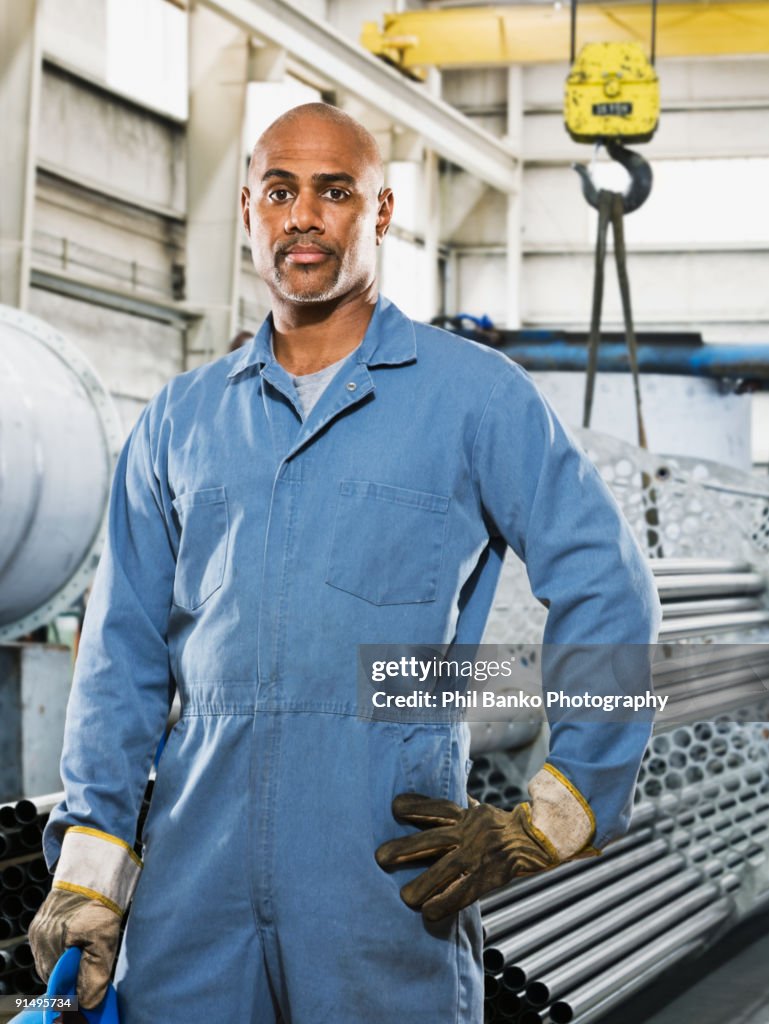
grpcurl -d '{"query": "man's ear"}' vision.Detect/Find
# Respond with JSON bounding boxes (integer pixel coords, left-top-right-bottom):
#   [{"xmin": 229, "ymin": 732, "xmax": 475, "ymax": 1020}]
[
  {"xmin": 241, "ymin": 186, "xmax": 252, "ymax": 235},
  {"xmin": 375, "ymin": 187, "xmax": 394, "ymax": 245}
]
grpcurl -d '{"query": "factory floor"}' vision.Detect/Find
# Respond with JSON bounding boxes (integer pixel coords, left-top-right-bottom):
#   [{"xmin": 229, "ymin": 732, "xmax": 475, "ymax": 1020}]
[{"xmin": 619, "ymin": 909, "xmax": 769, "ymax": 1024}]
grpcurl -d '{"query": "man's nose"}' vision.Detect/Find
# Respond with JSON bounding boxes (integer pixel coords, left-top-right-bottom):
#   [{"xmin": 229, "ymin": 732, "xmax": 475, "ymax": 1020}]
[{"xmin": 285, "ymin": 189, "xmax": 323, "ymax": 234}]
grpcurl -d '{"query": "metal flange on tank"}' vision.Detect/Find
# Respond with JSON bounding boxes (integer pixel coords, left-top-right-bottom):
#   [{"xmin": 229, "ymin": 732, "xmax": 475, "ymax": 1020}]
[{"xmin": 0, "ymin": 304, "xmax": 123, "ymax": 641}]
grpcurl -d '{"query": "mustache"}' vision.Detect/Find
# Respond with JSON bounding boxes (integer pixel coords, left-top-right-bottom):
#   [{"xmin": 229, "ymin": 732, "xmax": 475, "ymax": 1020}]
[{"xmin": 275, "ymin": 238, "xmax": 337, "ymax": 257}]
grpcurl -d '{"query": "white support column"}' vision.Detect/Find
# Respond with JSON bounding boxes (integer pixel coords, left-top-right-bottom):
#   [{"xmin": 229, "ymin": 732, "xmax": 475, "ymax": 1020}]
[
  {"xmin": 0, "ymin": 0, "xmax": 42, "ymax": 310},
  {"xmin": 248, "ymin": 41, "xmax": 286, "ymax": 83},
  {"xmin": 423, "ymin": 68, "xmax": 442, "ymax": 322},
  {"xmin": 446, "ymin": 248, "xmax": 460, "ymax": 322},
  {"xmin": 505, "ymin": 66, "xmax": 524, "ymax": 329},
  {"xmin": 185, "ymin": 2, "xmax": 249, "ymax": 367}
]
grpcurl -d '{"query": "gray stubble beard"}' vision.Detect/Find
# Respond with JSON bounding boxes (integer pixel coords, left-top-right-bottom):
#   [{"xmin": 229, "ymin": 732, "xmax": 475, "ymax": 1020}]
[{"xmin": 272, "ymin": 258, "xmax": 344, "ymax": 304}]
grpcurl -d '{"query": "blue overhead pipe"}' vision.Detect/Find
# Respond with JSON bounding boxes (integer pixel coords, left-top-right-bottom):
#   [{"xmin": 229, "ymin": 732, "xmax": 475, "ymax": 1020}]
[
  {"xmin": 440, "ymin": 330, "xmax": 769, "ymax": 389},
  {"xmin": 490, "ymin": 341, "xmax": 769, "ymax": 384},
  {"xmin": 434, "ymin": 317, "xmax": 769, "ymax": 388}
]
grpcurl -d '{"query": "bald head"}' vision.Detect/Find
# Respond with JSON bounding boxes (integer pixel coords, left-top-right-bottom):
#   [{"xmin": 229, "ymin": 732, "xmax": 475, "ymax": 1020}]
[
  {"xmin": 248, "ymin": 103, "xmax": 384, "ymax": 194},
  {"xmin": 240, "ymin": 102, "xmax": 394, "ymax": 310}
]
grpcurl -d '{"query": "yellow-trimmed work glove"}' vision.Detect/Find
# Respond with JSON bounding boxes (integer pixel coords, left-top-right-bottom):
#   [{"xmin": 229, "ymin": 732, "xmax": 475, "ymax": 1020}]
[
  {"xmin": 29, "ymin": 827, "xmax": 142, "ymax": 1008},
  {"xmin": 375, "ymin": 764, "xmax": 596, "ymax": 922}
]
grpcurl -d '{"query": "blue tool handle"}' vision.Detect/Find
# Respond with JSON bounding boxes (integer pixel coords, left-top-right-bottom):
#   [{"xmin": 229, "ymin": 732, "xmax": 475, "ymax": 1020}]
[
  {"xmin": 46, "ymin": 946, "xmax": 119, "ymax": 1023},
  {"xmin": 6, "ymin": 947, "xmax": 120, "ymax": 1024}
]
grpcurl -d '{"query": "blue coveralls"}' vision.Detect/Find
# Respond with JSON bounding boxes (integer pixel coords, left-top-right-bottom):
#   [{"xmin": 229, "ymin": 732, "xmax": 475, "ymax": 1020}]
[{"xmin": 44, "ymin": 296, "xmax": 660, "ymax": 1024}]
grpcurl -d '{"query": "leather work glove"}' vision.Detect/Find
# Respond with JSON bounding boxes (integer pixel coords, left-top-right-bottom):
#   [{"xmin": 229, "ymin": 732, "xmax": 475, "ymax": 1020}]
[
  {"xmin": 29, "ymin": 826, "xmax": 142, "ymax": 1008},
  {"xmin": 375, "ymin": 765, "xmax": 596, "ymax": 922}
]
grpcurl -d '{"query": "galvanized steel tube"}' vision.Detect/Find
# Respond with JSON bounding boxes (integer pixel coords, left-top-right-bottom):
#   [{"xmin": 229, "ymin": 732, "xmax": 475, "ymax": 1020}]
[
  {"xmin": 526, "ymin": 881, "xmax": 721, "ymax": 1006},
  {"xmin": 555, "ymin": 938, "xmax": 701, "ymax": 1024},
  {"xmin": 651, "ymin": 646, "xmax": 769, "ymax": 679},
  {"xmin": 658, "ymin": 611, "xmax": 769, "ymax": 639},
  {"xmin": 656, "ymin": 572, "xmax": 765, "ymax": 599},
  {"xmin": 478, "ymin": 824, "xmax": 655, "ymax": 916},
  {"xmin": 483, "ymin": 843, "xmax": 688, "ymax": 971},
  {"xmin": 650, "ymin": 560, "xmax": 751, "ymax": 576},
  {"xmin": 495, "ymin": 990, "xmax": 521, "ymax": 1018},
  {"xmin": 662, "ymin": 684, "xmax": 769, "ymax": 723},
  {"xmin": 661, "ymin": 597, "xmax": 763, "ymax": 618},
  {"xmin": 503, "ymin": 864, "xmax": 708, "ymax": 991},
  {"xmin": 0, "ymin": 824, "xmax": 42, "ymax": 862},
  {"xmin": 651, "ymin": 651, "xmax": 769, "ymax": 684},
  {"xmin": 547, "ymin": 899, "xmax": 731, "ymax": 1023},
  {"xmin": 482, "ymin": 835, "xmax": 668, "ymax": 947},
  {"xmin": 657, "ymin": 666, "xmax": 769, "ymax": 698},
  {"xmin": 12, "ymin": 801, "xmax": 37, "ymax": 826}
]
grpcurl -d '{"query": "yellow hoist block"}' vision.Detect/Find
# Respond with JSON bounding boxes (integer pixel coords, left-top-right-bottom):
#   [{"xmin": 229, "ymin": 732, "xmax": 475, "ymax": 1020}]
[{"xmin": 564, "ymin": 42, "xmax": 660, "ymax": 144}]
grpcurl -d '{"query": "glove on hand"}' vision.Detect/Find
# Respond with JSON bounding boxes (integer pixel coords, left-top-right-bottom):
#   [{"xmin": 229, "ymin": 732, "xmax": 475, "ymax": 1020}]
[
  {"xmin": 30, "ymin": 889, "xmax": 122, "ymax": 1008},
  {"xmin": 29, "ymin": 826, "xmax": 142, "ymax": 1008},
  {"xmin": 375, "ymin": 765, "xmax": 595, "ymax": 921}
]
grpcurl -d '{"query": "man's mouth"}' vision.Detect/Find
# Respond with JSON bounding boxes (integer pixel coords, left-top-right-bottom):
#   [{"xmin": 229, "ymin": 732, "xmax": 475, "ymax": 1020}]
[{"xmin": 281, "ymin": 245, "xmax": 335, "ymax": 265}]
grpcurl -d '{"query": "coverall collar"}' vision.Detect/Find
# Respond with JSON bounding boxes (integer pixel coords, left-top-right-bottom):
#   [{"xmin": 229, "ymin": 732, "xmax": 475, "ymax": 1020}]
[{"xmin": 226, "ymin": 293, "xmax": 417, "ymax": 380}]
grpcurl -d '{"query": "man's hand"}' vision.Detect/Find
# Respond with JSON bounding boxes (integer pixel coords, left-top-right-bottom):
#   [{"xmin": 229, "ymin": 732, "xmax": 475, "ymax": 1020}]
[
  {"xmin": 29, "ymin": 890, "xmax": 122, "ymax": 1008},
  {"xmin": 29, "ymin": 826, "xmax": 142, "ymax": 1008},
  {"xmin": 375, "ymin": 765, "xmax": 596, "ymax": 921}
]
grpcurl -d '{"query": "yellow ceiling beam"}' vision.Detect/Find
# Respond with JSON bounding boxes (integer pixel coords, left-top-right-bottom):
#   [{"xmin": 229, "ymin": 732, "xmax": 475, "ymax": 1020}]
[{"xmin": 361, "ymin": 3, "xmax": 769, "ymax": 69}]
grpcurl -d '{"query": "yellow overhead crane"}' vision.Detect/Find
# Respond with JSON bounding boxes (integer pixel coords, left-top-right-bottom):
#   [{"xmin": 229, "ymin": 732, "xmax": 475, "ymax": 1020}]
[
  {"xmin": 565, "ymin": 0, "xmax": 659, "ymax": 143},
  {"xmin": 361, "ymin": 2, "xmax": 769, "ymax": 72},
  {"xmin": 364, "ymin": 0, "xmax": 678, "ymax": 453}
]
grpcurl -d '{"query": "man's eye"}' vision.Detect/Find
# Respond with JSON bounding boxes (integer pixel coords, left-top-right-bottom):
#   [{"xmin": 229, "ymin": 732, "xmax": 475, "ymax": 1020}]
[
  {"xmin": 268, "ymin": 189, "xmax": 292, "ymax": 202},
  {"xmin": 323, "ymin": 188, "xmax": 349, "ymax": 201}
]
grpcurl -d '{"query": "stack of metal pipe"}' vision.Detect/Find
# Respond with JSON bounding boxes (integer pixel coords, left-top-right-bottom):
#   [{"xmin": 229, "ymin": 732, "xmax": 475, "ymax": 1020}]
[
  {"xmin": 640, "ymin": 557, "xmax": 769, "ymax": 726},
  {"xmin": 480, "ymin": 766, "xmax": 769, "ymax": 1023},
  {"xmin": 0, "ymin": 938, "xmax": 41, "ymax": 998},
  {"xmin": 0, "ymin": 796, "xmax": 59, "ymax": 997},
  {"xmin": 470, "ymin": 557, "xmax": 769, "ymax": 759},
  {"xmin": 652, "ymin": 644, "xmax": 769, "ymax": 727},
  {"xmin": 653, "ymin": 558, "xmax": 769, "ymax": 639}
]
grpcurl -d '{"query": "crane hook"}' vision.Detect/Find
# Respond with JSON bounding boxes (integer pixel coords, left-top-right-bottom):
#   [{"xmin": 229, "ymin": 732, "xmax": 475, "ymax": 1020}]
[{"xmin": 572, "ymin": 139, "xmax": 653, "ymax": 214}]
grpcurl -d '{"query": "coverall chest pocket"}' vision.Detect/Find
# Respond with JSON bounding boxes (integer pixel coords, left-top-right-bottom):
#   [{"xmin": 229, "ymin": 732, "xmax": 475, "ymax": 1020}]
[
  {"xmin": 171, "ymin": 486, "xmax": 229, "ymax": 610},
  {"xmin": 326, "ymin": 479, "xmax": 450, "ymax": 605}
]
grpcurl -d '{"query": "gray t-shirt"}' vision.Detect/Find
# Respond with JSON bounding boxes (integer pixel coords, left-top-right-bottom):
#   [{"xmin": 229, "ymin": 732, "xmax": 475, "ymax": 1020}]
[{"xmin": 289, "ymin": 348, "xmax": 359, "ymax": 418}]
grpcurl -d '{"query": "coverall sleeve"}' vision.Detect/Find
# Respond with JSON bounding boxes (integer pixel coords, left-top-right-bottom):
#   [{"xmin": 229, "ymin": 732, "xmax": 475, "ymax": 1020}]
[
  {"xmin": 471, "ymin": 363, "xmax": 662, "ymax": 848},
  {"xmin": 43, "ymin": 392, "xmax": 177, "ymax": 870}
]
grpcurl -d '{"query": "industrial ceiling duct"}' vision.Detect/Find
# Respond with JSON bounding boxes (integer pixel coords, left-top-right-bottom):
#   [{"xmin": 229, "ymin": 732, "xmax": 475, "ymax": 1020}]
[{"xmin": 0, "ymin": 304, "xmax": 122, "ymax": 641}]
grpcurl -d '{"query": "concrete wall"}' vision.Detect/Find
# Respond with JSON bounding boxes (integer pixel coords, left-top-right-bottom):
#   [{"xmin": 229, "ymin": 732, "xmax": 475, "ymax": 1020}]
[
  {"xmin": 30, "ymin": 63, "xmax": 186, "ymax": 432},
  {"xmin": 34, "ymin": 172, "xmax": 183, "ymax": 299},
  {"xmin": 39, "ymin": 64, "xmax": 185, "ymax": 213}
]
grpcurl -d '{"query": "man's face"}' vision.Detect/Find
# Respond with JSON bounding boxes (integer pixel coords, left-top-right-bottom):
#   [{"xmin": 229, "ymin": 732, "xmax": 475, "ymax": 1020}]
[{"xmin": 241, "ymin": 116, "xmax": 392, "ymax": 305}]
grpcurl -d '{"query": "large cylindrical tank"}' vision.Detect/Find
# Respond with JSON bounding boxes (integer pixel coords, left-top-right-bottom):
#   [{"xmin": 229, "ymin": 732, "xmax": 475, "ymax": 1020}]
[{"xmin": 0, "ymin": 304, "xmax": 122, "ymax": 641}]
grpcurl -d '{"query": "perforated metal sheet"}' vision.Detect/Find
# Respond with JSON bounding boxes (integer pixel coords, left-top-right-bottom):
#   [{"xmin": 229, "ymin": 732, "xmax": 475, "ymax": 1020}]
[{"xmin": 483, "ymin": 427, "xmax": 769, "ymax": 647}]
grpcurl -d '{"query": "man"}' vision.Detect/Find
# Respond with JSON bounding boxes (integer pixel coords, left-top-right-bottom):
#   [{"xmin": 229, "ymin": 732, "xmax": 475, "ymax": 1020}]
[{"xmin": 30, "ymin": 103, "xmax": 660, "ymax": 1023}]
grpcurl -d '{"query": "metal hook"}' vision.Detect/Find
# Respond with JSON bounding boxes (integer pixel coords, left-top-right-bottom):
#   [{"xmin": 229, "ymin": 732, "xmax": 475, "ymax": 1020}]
[{"xmin": 572, "ymin": 139, "xmax": 653, "ymax": 214}]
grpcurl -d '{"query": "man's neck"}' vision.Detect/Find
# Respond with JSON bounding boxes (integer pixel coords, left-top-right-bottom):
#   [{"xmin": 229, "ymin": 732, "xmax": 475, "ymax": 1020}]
[{"xmin": 270, "ymin": 282, "xmax": 378, "ymax": 376}]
